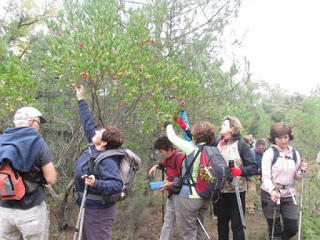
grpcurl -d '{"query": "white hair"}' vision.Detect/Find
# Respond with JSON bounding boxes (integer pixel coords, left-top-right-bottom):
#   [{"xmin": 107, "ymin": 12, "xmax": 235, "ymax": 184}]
[{"xmin": 13, "ymin": 117, "xmax": 40, "ymax": 127}]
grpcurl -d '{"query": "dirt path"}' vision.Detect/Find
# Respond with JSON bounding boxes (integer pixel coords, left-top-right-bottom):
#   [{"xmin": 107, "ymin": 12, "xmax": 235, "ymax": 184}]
[{"xmin": 137, "ymin": 203, "xmax": 269, "ymax": 240}]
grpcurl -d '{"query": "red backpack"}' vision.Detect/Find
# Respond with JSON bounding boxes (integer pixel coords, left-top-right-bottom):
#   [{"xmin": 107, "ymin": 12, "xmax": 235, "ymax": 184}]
[{"xmin": 0, "ymin": 160, "xmax": 26, "ymax": 200}]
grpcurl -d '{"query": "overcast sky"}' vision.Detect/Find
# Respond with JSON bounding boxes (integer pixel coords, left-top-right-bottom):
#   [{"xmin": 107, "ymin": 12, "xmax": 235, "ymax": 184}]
[{"xmin": 229, "ymin": 0, "xmax": 320, "ymax": 95}]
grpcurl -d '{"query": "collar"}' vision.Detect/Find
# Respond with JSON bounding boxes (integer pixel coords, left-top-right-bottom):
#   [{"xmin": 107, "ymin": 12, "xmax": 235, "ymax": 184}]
[{"xmin": 220, "ymin": 138, "xmax": 230, "ymax": 146}]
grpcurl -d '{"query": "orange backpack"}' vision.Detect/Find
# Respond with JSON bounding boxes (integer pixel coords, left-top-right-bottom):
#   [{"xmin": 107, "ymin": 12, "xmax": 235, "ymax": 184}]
[{"xmin": 0, "ymin": 160, "xmax": 26, "ymax": 200}]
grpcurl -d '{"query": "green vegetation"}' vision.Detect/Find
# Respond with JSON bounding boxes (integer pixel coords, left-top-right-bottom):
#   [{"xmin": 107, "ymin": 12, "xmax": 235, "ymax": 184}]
[{"xmin": 1, "ymin": 0, "xmax": 320, "ymax": 239}]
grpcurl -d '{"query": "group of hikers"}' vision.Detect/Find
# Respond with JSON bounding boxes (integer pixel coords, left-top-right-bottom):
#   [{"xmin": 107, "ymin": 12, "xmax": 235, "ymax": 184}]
[
  {"xmin": 149, "ymin": 99, "xmax": 308, "ymax": 240},
  {"xmin": 0, "ymin": 85, "xmax": 308, "ymax": 240}
]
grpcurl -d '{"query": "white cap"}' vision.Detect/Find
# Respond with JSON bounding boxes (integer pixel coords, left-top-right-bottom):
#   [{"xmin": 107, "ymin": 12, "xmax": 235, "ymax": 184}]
[{"xmin": 14, "ymin": 107, "xmax": 47, "ymax": 123}]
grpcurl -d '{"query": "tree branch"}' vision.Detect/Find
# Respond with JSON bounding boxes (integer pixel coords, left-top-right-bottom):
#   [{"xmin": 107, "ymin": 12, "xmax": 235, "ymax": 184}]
[{"xmin": 45, "ymin": 185, "xmax": 62, "ymax": 202}]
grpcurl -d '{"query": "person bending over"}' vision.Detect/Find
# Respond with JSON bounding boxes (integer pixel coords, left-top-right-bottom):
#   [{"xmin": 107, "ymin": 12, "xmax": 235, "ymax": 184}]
[{"xmin": 149, "ymin": 136, "xmax": 185, "ymax": 240}]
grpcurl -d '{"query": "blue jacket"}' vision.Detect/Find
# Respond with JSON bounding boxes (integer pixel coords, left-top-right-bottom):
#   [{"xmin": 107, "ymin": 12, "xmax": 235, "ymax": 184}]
[
  {"xmin": 75, "ymin": 100, "xmax": 123, "ymax": 209},
  {"xmin": 0, "ymin": 127, "xmax": 44, "ymax": 171},
  {"xmin": 250, "ymin": 147, "xmax": 263, "ymax": 173}
]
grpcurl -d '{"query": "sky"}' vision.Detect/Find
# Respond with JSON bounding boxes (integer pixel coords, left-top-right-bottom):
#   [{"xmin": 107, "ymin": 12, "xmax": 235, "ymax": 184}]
[{"xmin": 228, "ymin": 0, "xmax": 320, "ymax": 95}]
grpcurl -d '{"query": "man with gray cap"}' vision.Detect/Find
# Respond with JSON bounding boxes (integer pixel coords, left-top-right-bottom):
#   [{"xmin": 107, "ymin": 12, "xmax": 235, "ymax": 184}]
[{"xmin": 0, "ymin": 106, "xmax": 57, "ymax": 240}]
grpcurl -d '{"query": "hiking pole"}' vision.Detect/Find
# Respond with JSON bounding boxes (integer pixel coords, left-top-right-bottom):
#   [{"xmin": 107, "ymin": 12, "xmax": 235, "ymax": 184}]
[
  {"xmin": 229, "ymin": 160, "xmax": 248, "ymax": 240},
  {"xmin": 298, "ymin": 158, "xmax": 306, "ymax": 240},
  {"xmin": 73, "ymin": 155, "xmax": 94, "ymax": 240},
  {"xmin": 73, "ymin": 184, "xmax": 88, "ymax": 240},
  {"xmin": 271, "ymin": 184, "xmax": 280, "ymax": 240},
  {"xmin": 197, "ymin": 217, "xmax": 212, "ymax": 240},
  {"xmin": 161, "ymin": 168, "xmax": 165, "ymax": 225}
]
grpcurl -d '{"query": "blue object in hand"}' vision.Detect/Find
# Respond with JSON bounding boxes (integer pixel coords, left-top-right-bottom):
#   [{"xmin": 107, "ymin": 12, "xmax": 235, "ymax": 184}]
[{"xmin": 150, "ymin": 181, "xmax": 165, "ymax": 190}]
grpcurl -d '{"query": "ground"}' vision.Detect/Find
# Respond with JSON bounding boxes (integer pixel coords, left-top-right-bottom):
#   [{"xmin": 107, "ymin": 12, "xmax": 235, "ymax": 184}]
[
  {"xmin": 138, "ymin": 206, "xmax": 269, "ymax": 240},
  {"xmin": 48, "ymin": 189, "xmax": 305, "ymax": 240}
]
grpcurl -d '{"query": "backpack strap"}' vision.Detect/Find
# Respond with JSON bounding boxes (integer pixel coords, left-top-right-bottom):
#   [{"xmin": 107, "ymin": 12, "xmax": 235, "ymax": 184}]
[
  {"xmin": 292, "ymin": 148, "xmax": 297, "ymax": 163},
  {"xmin": 271, "ymin": 146, "xmax": 297, "ymax": 166},
  {"xmin": 173, "ymin": 152, "xmax": 184, "ymax": 169},
  {"xmin": 271, "ymin": 146, "xmax": 279, "ymax": 166},
  {"xmin": 183, "ymin": 145, "xmax": 203, "ymax": 195},
  {"xmin": 93, "ymin": 148, "xmax": 126, "ymax": 177},
  {"xmin": 165, "ymin": 152, "xmax": 184, "ymax": 170},
  {"xmin": 75, "ymin": 191, "xmax": 111, "ymax": 204},
  {"xmin": 237, "ymin": 139, "xmax": 247, "ymax": 161}
]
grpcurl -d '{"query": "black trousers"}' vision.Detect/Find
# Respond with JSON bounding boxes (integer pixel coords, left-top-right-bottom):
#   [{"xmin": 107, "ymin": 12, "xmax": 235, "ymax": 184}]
[
  {"xmin": 215, "ymin": 191, "xmax": 246, "ymax": 240},
  {"xmin": 261, "ymin": 190, "xmax": 298, "ymax": 239}
]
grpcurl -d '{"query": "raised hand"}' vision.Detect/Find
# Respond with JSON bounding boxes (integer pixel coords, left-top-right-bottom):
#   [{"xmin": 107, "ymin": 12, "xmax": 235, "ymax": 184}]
[
  {"xmin": 179, "ymin": 98, "xmax": 185, "ymax": 110},
  {"xmin": 75, "ymin": 85, "xmax": 86, "ymax": 100}
]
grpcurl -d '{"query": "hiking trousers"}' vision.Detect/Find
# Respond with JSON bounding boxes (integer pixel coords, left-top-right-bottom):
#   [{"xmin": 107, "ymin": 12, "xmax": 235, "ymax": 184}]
[
  {"xmin": 261, "ymin": 190, "xmax": 298, "ymax": 239},
  {"xmin": 0, "ymin": 201, "xmax": 49, "ymax": 240},
  {"xmin": 160, "ymin": 194, "xmax": 180, "ymax": 240},
  {"xmin": 82, "ymin": 204, "xmax": 116, "ymax": 240},
  {"xmin": 216, "ymin": 191, "xmax": 246, "ymax": 240},
  {"xmin": 176, "ymin": 196, "xmax": 210, "ymax": 240}
]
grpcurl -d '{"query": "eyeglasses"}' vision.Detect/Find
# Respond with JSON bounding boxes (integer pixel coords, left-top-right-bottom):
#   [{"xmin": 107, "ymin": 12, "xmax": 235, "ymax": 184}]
[
  {"xmin": 34, "ymin": 119, "xmax": 41, "ymax": 125},
  {"xmin": 29, "ymin": 119, "xmax": 41, "ymax": 126}
]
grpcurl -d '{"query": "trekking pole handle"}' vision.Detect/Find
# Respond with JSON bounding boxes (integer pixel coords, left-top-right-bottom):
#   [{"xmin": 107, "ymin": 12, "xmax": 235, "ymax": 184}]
[
  {"xmin": 275, "ymin": 184, "xmax": 280, "ymax": 205},
  {"xmin": 229, "ymin": 160, "xmax": 235, "ymax": 169}
]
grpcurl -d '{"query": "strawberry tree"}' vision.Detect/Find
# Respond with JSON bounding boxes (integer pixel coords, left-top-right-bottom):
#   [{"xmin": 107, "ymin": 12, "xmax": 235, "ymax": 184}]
[
  {"xmin": 33, "ymin": 0, "xmax": 201, "ymax": 137},
  {"xmin": 25, "ymin": 0, "xmax": 202, "ymax": 229}
]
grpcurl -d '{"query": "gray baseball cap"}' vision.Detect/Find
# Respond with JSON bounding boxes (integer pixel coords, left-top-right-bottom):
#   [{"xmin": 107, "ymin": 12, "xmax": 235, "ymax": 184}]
[{"xmin": 14, "ymin": 107, "xmax": 47, "ymax": 123}]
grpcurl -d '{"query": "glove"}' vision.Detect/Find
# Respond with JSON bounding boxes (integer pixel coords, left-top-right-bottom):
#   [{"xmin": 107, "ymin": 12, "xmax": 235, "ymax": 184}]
[
  {"xmin": 174, "ymin": 116, "xmax": 188, "ymax": 130},
  {"xmin": 231, "ymin": 168, "xmax": 242, "ymax": 176}
]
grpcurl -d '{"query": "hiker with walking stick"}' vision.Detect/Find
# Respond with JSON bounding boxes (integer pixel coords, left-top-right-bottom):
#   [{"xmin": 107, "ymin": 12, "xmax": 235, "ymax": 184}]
[
  {"xmin": 166, "ymin": 121, "xmax": 221, "ymax": 240},
  {"xmin": 261, "ymin": 123, "xmax": 308, "ymax": 240},
  {"xmin": 148, "ymin": 137, "xmax": 185, "ymax": 240},
  {"xmin": 215, "ymin": 116, "xmax": 258, "ymax": 240},
  {"xmin": 73, "ymin": 85, "xmax": 123, "ymax": 240}
]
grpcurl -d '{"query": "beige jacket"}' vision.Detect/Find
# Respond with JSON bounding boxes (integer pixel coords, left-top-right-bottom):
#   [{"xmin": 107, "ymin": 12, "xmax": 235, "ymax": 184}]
[{"xmin": 218, "ymin": 140, "xmax": 247, "ymax": 193}]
